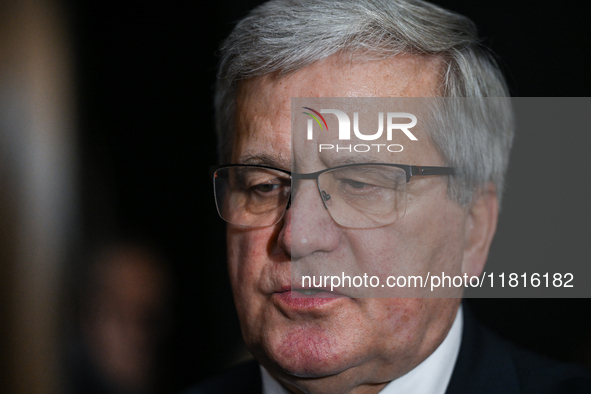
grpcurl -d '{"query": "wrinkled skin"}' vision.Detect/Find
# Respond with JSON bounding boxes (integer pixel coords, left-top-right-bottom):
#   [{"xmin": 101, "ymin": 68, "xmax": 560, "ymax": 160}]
[{"xmin": 227, "ymin": 53, "xmax": 498, "ymax": 394}]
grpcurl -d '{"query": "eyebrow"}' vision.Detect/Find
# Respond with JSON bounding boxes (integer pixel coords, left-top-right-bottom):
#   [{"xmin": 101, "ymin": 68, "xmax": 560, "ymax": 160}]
[
  {"xmin": 239, "ymin": 153, "xmax": 291, "ymax": 169},
  {"xmin": 320, "ymin": 154, "xmax": 382, "ymax": 168}
]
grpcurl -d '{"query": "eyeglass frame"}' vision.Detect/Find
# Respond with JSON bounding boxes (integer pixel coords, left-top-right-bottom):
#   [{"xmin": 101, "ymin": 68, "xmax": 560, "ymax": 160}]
[{"xmin": 211, "ymin": 163, "xmax": 456, "ymax": 227}]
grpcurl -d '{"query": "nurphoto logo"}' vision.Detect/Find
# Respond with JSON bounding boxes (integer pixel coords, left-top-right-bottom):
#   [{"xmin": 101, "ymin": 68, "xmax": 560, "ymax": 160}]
[{"xmin": 302, "ymin": 107, "xmax": 418, "ymax": 153}]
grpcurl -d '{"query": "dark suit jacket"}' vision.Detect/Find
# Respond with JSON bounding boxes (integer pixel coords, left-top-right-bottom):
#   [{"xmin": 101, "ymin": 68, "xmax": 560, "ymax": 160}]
[{"xmin": 185, "ymin": 309, "xmax": 591, "ymax": 393}]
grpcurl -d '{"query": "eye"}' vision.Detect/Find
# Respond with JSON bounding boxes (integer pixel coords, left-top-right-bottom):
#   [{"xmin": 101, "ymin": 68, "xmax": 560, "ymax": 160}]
[
  {"xmin": 342, "ymin": 179, "xmax": 372, "ymax": 189},
  {"xmin": 249, "ymin": 177, "xmax": 291, "ymax": 198},
  {"xmin": 253, "ymin": 183, "xmax": 280, "ymax": 193}
]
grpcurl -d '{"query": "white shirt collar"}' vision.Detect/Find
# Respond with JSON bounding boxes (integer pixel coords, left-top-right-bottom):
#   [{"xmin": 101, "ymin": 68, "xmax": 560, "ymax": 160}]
[{"xmin": 261, "ymin": 305, "xmax": 463, "ymax": 394}]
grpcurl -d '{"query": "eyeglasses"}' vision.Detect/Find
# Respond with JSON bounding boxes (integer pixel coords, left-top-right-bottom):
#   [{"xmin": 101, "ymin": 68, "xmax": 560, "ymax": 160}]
[{"xmin": 212, "ymin": 163, "xmax": 455, "ymax": 229}]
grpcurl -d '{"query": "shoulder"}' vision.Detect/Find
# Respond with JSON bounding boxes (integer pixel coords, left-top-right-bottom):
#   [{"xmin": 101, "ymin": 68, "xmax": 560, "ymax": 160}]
[
  {"xmin": 509, "ymin": 342, "xmax": 591, "ymax": 393},
  {"xmin": 180, "ymin": 359, "xmax": 262, "ymax": 394},
  {"xmin": 446, "ymin": 306, "xmax": 591, "ymax": 394}
]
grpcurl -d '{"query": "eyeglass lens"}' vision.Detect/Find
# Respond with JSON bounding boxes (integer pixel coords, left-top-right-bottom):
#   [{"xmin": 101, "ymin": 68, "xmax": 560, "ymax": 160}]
[
  {"xmin": 214, "ymin": 166, "xmax": 291, "ymax": 227},
  {"xmin": 317, "ymin": 165, "xmax": 406, "ymax": 228},
  {"xmin": 214, "ymin": 165, "xmax": 408, "ymax": 228}
]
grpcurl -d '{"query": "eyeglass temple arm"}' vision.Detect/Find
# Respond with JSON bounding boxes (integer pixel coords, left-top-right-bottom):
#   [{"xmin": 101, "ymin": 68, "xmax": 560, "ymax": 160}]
[{"xmin": 410, "ymin": 165, "xmax": 456, "ymax": 178}]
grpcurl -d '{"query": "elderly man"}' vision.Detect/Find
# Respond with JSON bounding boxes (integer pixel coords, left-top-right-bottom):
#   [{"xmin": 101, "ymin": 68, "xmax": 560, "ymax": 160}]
[{"xmin": 190, "ymin": 0, "xmax": 591, "ymax": 393}]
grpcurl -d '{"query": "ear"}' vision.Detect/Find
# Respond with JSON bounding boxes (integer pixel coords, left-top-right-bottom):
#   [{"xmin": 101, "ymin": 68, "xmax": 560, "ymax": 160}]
[{"xmin": 461, "ymin": 183, "xmax": 499, "ymax": 277}]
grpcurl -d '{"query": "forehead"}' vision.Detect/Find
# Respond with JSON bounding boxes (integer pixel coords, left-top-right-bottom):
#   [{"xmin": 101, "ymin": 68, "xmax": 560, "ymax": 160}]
[{"xmin": 233, "ymin": 53, "xmax": 444, "ymax": 166}]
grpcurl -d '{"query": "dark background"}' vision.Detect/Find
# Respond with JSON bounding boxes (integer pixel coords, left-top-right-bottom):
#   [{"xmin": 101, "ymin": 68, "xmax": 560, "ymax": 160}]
[{"xmin": 66, "ymin": 0, "xmax": 591, "ymax": 391}]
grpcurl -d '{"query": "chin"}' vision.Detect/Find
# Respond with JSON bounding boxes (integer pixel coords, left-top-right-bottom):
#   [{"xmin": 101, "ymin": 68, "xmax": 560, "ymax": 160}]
[{"xmin": 263, "ymin": 324, "xmax": 362, "ymax": 378}]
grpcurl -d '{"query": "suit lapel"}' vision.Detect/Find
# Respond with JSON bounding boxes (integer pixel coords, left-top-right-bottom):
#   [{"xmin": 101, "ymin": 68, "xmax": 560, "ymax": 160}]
[{"xmin": 445, "ymin": 305, "xmax": 520, "ymax": 394}]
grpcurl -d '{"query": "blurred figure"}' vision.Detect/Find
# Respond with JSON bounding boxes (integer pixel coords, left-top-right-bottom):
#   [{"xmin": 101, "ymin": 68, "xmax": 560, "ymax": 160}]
[{"xmin": 66, "ymin": 242, "xmax": 171, "ymax": 394}]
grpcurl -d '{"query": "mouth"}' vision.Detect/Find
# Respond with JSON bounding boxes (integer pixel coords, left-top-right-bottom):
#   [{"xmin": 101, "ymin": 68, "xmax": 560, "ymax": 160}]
[
  {"xmin": 290, "ymin": 288, "xmax": 343, "ymax": 297},
  {"xmin": 294, "ymin": 288, "xmax": 323, "ymax": 296},
  {"xmin": 272, "ymin": 286, "xmax": 348, "ymax": 310}
]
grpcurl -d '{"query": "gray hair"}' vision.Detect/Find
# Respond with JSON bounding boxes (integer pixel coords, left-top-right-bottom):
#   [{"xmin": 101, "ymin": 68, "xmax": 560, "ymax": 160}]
[{"xmin": 215, "ymin": 0, "xmax": 514, "ymax": 205}]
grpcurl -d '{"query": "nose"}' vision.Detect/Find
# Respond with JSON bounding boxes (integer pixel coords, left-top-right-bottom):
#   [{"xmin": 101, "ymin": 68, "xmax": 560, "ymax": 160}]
[{"xmin": 277, "ymin": 180, "xmax": 340, "ymax": 259}]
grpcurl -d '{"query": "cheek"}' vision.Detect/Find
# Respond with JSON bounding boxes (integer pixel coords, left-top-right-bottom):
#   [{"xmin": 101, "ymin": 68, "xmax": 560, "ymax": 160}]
[
  {"xmin": 226, "ymin": 228, "xmax": 269, "ymax": 340},
  {"xmin": 376, "ymin": 298, "xmax": 454, "ymax": 359},
  {"xmin": 227, "ymin": 227, "xmax": 272, "ymax": 287},
  {"xmin": 226, "ymin": 226, "xmax": 284, "ymax": 336},
  {"xmin": 342, "ymin": 202, "xmax": 465, "ymax": 282},
  {"xmin": 380, "ymin": 299, "xmax": 424, "ymax": 339},
  {"xmin": 398, "ymin": 203, "xmax": 465, "ymax": 271},
  {"xmin": 422, "ymin": 205, "xmax": 466, "ymax": 272}
]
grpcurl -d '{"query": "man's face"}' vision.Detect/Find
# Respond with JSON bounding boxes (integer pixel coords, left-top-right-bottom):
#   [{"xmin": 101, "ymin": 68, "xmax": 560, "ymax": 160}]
[{"xmin": 227, "ymin": 54, "xmax": 472, "ymax": 393}]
